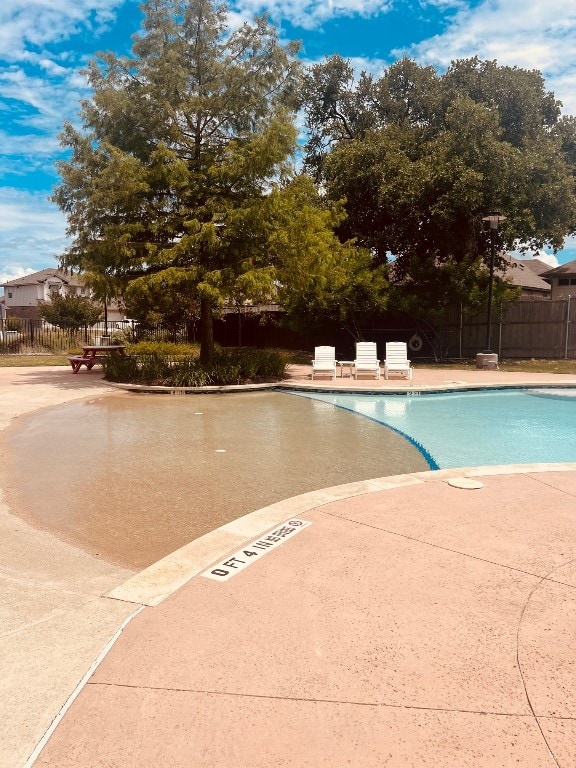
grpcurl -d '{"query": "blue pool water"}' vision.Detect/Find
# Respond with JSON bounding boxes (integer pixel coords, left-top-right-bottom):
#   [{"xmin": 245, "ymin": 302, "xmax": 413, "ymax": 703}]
[{"xmin": 293, "ymin": 388, "xmax": 576, "ymax": 469}]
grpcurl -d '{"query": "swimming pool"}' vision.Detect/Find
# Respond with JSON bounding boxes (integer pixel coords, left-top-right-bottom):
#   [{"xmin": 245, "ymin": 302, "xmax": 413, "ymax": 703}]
[{"xmin": 293, "ymin": 388, "xmax": 576, "ymax": 469}]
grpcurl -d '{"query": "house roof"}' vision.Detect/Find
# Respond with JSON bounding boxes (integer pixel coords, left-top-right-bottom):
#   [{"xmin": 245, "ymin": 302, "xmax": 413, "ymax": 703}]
[
  {"xmin": 540, "ymin": 258, "xmax": 576, "ymax": 278},
  {"xmin": 520, "ymin": 258, "xmax": 554, "ymax": 276},
  {"xmin": 1, "ymin": 268, "xmax": 85, "ymax": 288},
  {"xmin": 498, "ymin": 255, "xmax": 551, "ymax": 293}
]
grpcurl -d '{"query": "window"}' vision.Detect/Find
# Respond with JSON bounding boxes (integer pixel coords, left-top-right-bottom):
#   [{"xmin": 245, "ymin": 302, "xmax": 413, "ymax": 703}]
[{"xmin": 559, "ymin": 279, "xmax": 570, "ymax": 286}]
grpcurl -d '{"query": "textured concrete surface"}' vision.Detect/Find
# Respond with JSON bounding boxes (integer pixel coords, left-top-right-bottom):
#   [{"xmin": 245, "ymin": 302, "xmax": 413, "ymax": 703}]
[
  {"xmin": 0, "ymin": 368, "xmax": 136, "ymax": 768},
  {"xmin": 34, "ymin": 468, "xmax": 576, "ymax": 767},
  {"xmin": 1, "ymin": 364, "xmax": 576, "ymax": 767}
]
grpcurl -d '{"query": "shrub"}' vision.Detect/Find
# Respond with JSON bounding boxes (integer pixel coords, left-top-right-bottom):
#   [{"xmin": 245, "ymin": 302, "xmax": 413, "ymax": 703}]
[
  {"xmin": 103, "ymin": 346, "xmax": 286, "ymax": 386},
  {"xmin": 127, "ymin": 341, "xmax": 199, "ymax": 357},
  {"xmin": 5, "ymin": 317, "xmax": 23, "ymax": 331},
  {"xmin": 165, "ymin": 358, "xmax": 212, "ymax": 387},
  {"xmin": 102, "ymin": 354, "xmax": 142, "ymax": 382}
]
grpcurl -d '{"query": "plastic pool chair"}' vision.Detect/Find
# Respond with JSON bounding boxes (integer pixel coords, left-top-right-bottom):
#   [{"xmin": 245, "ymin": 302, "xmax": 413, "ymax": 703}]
[
  {"xmin": 353, "ymin": 341, "xmax": 381, "ymax": 379},
  {"xmin": 311, "ymin": 346, "xmax": 337, "ymax": 380},
  {"xmin": 384, "ymin": 341, "xmax": 413, "ymax": 380}
]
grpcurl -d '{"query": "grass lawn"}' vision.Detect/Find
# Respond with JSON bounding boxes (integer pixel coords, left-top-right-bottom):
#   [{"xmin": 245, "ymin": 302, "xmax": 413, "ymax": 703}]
[
  {"xmin": 416, "ymin": 358, "xmax": 576, "ymax": 375},
  {"xmin": 0, "ymin": 355, "xmax": 69, "ymax": 366},
  {"xmin": 0, "ymin": 353, "xmax": 575, "ymax": 375}
]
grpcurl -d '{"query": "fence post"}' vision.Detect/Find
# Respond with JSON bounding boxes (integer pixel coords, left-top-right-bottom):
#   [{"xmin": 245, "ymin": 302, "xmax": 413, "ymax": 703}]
[
  {"xmin": 458, "ymin": 303, "xmax": 463, "ymax": 358},
  {"xmin": 565, "ymin": 295, "xmax": 572, "ymax": 359}
]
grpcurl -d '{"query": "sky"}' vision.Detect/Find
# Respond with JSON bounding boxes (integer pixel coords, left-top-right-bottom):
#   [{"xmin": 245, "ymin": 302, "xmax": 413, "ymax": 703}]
[{"xmin": 2, "ymin": 0, "xmax": 576, "ymax": 287}]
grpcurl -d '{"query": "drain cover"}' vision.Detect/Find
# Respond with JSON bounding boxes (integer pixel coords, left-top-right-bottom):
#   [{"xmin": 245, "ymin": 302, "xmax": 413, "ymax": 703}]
[{"xmin": 446, "ymin": 477, "xmax": 484, "ymax": 490}]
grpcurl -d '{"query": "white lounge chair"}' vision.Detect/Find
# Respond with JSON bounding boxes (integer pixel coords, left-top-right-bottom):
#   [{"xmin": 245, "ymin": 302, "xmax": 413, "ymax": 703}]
[
  {"xmin": 311, "ymin": 346, "xmax": 337, "ymax": 380},
  {"xmin": 384, "ymin": 342, "xmax": 413, "ymax": 380},
  {"xmin": 354, "ymin": 341, "xmax": 381, "ymax": 379}
]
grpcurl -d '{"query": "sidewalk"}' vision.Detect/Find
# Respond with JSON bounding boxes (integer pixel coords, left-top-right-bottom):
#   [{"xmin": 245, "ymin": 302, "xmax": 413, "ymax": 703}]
[{"xmin": 1, "ymin": 365, "xmax": 576, "ymax": 767}]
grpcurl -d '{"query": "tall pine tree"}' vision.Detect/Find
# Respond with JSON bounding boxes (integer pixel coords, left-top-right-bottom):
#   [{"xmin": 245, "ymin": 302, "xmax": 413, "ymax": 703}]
[{"xmin": 54, "ymin": 0, "xmax": 349, "ymax": 361}]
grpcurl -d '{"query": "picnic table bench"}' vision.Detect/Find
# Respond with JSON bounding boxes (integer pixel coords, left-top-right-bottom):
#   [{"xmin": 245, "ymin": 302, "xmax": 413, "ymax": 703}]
[{"xmin": 67, "ymin": 344, "xmax": 126, "ymax": 374}]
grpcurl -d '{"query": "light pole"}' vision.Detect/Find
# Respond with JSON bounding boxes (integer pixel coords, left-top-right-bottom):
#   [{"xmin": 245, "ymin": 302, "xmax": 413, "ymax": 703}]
[{"xmin": 482, "ymin": 214, "xmax": 506, "ymax": 354}]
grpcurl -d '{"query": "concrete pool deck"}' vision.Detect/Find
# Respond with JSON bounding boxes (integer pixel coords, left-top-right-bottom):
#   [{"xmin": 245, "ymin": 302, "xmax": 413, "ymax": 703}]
[{"xmin": 1, "ymin": 364, "xmax": 576, "ymax": 767}]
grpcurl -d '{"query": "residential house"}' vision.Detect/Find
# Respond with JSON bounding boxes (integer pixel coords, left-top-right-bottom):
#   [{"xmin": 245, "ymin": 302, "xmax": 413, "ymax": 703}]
[
  {"xmin": 500, "ymin": 255, "xmax": 551, "ymax": 300},
  {"xmin": 1, "ymin": 269, "xmax": 124, "ymax": 322},
  {"xmin": 540, "ymin": 259, "xmax": 576, "ymax": 300}
]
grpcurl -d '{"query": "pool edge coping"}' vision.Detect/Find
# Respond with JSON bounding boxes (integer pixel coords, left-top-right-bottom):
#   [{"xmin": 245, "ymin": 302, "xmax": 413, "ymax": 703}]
[
  {"xmin": 105, "ymin": 462, "xmax": 576, "ymax": 607},
  {"xmin": 107, "ymin": 379, "xmax": 576, "ymax": 395}
]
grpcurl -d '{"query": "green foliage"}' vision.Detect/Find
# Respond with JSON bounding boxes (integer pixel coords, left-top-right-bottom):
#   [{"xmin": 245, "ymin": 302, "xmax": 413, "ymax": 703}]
[
  {"xmin": 286, "ymin": 247, "xmax": 389, "ymax": 340},
  {"xmin": 301, "ymin": 55, "xmax": 576, "ymax": 320},
  {"xmin": 224, "ymin": 347, "xmax": 288, "ymax": 379},
  {"xmin": 52, "ymin": 0, "xmax": 310, "ymax": 364},
  {"xmin": 127, "ymin": 341, "xmax": 199, "ymax": 357},
  {"xmin": 38, "ymin": 294, "xmax": 102, "ymax": 332},
  {"xmin": 103, "ymin": 346, "xmax": 286, "ymax": 385},
  {"xmin": 5, "ymin": 318, "xmax": 22, "ymax": 331}
]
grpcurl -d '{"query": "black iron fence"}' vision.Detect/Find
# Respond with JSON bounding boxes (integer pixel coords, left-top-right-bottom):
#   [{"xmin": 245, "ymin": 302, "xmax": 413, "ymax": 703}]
[{"xmin": 0, "ymin": 321, "xmax": 150, "ymax": 354}]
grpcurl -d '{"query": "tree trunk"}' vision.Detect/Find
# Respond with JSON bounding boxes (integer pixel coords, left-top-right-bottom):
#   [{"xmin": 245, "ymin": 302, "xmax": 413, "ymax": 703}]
[{"xmin": 199, "ymin": 296, "xmax": 215, "ymax": 364}]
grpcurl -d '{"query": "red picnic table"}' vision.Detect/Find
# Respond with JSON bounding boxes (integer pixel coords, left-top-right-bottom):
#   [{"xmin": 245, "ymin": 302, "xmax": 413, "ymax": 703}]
[{"xmin": 67, "ymin": 344, "xmax": 126, "ymax": 373}]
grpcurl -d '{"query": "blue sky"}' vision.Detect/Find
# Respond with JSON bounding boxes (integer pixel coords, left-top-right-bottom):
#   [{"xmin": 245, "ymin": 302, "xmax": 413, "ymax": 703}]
[{"xmin": 2, "ymin": 0, "xmax": 576, "ymax": 285}]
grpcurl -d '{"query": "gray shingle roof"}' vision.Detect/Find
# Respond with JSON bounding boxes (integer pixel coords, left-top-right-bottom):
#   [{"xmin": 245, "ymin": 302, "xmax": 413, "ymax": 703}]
[
  {"xmin": 521, "ymin": 258, "xmax": 554, "ymax": 275},
  {"xmin": 540, "ymin": 258, "xmax": 576, "ymax": 278},
  {"xmin": 1, "ymin": 268, "xmax": 85, "ymax": 288},
  {"xmin": 498, "ymin": 255, "xmax": 551, "ymax": 292}
]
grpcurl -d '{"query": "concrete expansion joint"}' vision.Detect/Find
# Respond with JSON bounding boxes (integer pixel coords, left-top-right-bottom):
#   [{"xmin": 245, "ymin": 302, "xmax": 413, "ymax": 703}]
[
  {"xmin": 527, "ymin": 473, "xmax": 576, "ymax": 499},
  {"xmin": 514, "ymin": 557, "xmax": 576, "ymax": 768},
  {"xmin": 22, "ymin": 604, "xmax": 145, "ymax": 768},
  {"xmin": 320, "ymin": 510, "xmax": 576, "ymax": 590},
  {"xmin": 79, "ymin": 681, "xmax": 541, "ymax": 719},
  {"xmin": 104, "ymin": 463, "xmax": 576, "ymax": 607},
  {"xmin": 2, "ymin": 594, "xmax": 116, "ymax": 640}
]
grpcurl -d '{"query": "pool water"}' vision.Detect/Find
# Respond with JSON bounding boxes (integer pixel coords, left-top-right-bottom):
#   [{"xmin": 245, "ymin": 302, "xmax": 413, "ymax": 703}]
[
  {"xmin": 294, "ymin": 388, "xmax": 576, "ymax": 469},
  {"xmin": 2, "ymin": 391, "xmax": 427, "ymax": 569}
]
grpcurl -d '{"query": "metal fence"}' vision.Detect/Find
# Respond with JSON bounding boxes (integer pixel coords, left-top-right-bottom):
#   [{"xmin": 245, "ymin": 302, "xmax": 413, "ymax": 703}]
[{"xmin": 0, "ymin": 321, "xmax": 148, "ymax": 354}]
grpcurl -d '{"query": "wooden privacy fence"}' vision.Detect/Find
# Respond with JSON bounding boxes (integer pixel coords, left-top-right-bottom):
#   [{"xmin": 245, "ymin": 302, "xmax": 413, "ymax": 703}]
[{"xmin": 442, "ymin": 298, "xmax": 576, "ymax": 359}]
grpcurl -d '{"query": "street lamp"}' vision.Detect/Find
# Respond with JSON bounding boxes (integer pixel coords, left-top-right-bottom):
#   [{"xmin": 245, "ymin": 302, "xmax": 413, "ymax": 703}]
[{"xmin": 481, "ymin": 213, "xmax": 506, "ymax": 354}]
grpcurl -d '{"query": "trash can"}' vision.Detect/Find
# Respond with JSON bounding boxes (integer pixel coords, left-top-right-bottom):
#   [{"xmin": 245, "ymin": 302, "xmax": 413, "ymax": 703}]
[{"xmin": 475, "ymin": 352, "xmax": 499, "ymax": 370}]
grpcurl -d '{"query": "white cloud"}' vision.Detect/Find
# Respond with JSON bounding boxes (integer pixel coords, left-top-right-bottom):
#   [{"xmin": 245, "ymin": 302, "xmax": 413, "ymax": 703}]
[
  {"xmin": 2, "ymin": 0, "xmax": 576, "ymax": 276},
  {"xmin": 0, "ymin": 0, "xmax": 121, "ymax": 62},
  {"xmin": 232, "ymin": 0, "xmax": 392, "ymax": 30},
  {"xmin": 0, "ymin": 266, "xmax": 37, "ymax": 286},
  {"xmin": 535, "ymin": 253, "xmax": 560, "ymax": 267},
  {"xmin": 512, "ymin": 234, "xmax": 576, "ymax": 267},
  {"xmin": 406, "ymin": 0, "xmax": 576, "ymax": 113},
  {"xmin": 554, "ymin": 235, "xmax": 576, "ymax": 265},
  {"xmin": 0, "ymin": 188, "xmax": 69, "ymax": 273}
]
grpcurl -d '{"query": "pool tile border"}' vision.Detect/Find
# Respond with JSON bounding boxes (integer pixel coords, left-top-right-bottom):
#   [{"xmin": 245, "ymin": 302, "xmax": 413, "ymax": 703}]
[{"xmin": 106, "ymin": 462, "xmax": 576, "ymax": 607}]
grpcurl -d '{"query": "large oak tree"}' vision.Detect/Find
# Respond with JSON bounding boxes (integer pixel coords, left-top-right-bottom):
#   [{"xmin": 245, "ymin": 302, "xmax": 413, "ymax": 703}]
[{"xmin": 301, "ymin": 56, "xmax": 576, "ymax": 317}]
